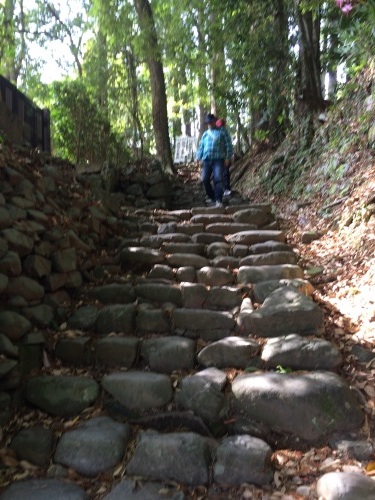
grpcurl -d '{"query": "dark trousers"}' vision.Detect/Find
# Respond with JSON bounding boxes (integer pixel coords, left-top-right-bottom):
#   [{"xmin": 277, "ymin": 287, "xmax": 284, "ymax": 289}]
[{"xmin": 201, "ymin": 159, "xmax": 224, "ymax": 202}]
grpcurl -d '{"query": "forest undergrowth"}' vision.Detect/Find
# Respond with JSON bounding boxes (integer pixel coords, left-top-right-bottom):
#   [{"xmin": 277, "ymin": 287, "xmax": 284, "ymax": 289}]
[{"xmin": 230, "ymin": 69, "xmax": 375, "ymax": 474}]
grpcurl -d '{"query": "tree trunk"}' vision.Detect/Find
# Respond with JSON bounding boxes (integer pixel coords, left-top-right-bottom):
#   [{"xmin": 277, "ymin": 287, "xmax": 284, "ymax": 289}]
[
  {"xmin": 1, "ymin": 0, "xmax": 25, "ymax": 84},
  {"xmin": 268, "ymin": 0, "xmax": 290, "ymax": 145},
  {"xmin": 209, "ymin": 11, "xmax": 226, "ymax": 118},
  {"xmin": 124, "ymin": 46, "xmax": 143, "ymax": 158},
  {"xmin": 294, "ymin": 1, "xmax": 325, "ymax": 146},
  {"xmin": 295, "ymin": 1, "xmax": 324, "ymax": 109},
  {"xmin": 181, "ymin": 69, "xmax": 193, "ymax": 137},
  {"xmin": 133, "ymin": 0, "xmax": 175, "ymax": 175}
]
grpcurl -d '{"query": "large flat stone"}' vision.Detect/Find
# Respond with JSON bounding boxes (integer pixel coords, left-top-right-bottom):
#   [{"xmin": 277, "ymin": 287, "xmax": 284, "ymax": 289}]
[
  {"xmin": 96, "ymin": 337, "xmax": 139, "ymax": 367},
  {"xmin": 198, "ymin": 337, "xmax": 259, "ymax": 369},
  {"xmin": 173, "ymin": 308, "xmax": 235, "ymax": 333},
  {"xmin": 237, "ymin": 286, "xmax": 323, "ymax": 337},
  {"xmin": 214, "ymin": 435, "xmax": 273, "ymax": 486},
  {"xmin": 102, "ymin": 371, "xmax": 172, "ymax": 410},
  {"xmin": 135, "ymin": 283, "xmax": 182, "ymax": 306},
  {"xmin": 54, "ymin": 416, "xmax": 129, "ymax": 477},
  {"xmin": 120, "ymin": 247, "xmax": 165, "ymax": 266},
  {"xmin": 25, "ymin": 375, "xmax": 99, "ymax": 417},
  {"xmin": 161, "ymin": 242, "xmax": 206, "ymax": 255},
  {"xmin": 141, "ymin": 336, "xmax": 196, "ymax": 373},
  {"xmin": 96, "ymin": 304, "xmax": 137, "ymax": 335},
  {"xmin": 126, "ymin": 431, "xmax": 212, "ymax": 485},
  {"xmin": 196, "ymin": 266, "xmax": 234, "ymax": 286},
  {"xmin": 232, "ymin": 208, "xmax": 272, "ymax": 226},
  {"xmin": 231, "ymin": 371, "xmax": 363, "ymax": 444},
  {"xmin": 205, "ymin": 223, "xmax": 257, "ymax": 234},
  {"xmin": 0, "ymin": 479, "xmax": 88, "ymax": 499},
  {"xmin": 237, "ymin": 265, "xmax": 303, "ymax": 284},
  {"xmin": 239, "ymin": 251, "xmax": 298, "ymax": 266},
  {"xmin": 86, "ymin": 284, "xmax": 136, "ymax": 304},
  {"xmin": 317, "ymin": 472, "xmax": 375, "ymax": 500},
  {"xmin": 226, "ymin": 230, "xmax": 285, "ymax": 245},
  {"xmin": 166, "ymin": 253, "xmax": 210, "ymax": 268},
  {"xmin": 261, "ymin": 334, "xmax": 342, "ymax": 370}
]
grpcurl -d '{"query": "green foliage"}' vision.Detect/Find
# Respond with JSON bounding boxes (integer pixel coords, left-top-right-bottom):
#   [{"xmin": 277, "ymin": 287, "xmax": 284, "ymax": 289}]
[
  {"xmin": 49, "ymin": 78, "xmax": 129, "ymax": 167},
  {"xmin": 275, "ymin": 365, "xmax": 292, "ymax": 374},
  {"xmin": 1, "ymin": 0, "xmax": 374, "ymax": 168},
  {"xmin": 335, "ymin": 0, "xmax": 375, "ymax": 75}
]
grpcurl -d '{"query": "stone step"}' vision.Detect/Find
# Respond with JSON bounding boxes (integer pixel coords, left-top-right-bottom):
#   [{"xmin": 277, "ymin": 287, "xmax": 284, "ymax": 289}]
[{"xmin": 1, "ymin": 153, "xmax": 370, "ymax": 500}]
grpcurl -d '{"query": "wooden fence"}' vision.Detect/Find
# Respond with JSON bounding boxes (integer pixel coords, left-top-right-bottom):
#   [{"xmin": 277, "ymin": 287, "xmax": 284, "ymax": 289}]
[{"xmin": 0, "ymin": 75, "xmax": 51, "ymax": 152}]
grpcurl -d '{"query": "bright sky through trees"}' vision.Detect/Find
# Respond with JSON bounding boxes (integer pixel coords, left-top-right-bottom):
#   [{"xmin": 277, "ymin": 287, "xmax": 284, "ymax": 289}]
[{"xmin": 27, "ymin": 0, "xmax": 90, "ymax": 83}]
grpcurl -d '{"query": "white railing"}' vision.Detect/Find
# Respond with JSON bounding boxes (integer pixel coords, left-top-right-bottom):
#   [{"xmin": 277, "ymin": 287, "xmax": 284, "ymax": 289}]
[{"xmin": 174, "ymin": 136, "xmax": 197, "ymax": 164}]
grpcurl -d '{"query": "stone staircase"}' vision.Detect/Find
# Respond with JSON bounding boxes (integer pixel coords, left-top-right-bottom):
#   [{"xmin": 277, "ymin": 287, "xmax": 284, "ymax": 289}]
[{"xmin": 1, "ymin": 157, "xmax": 374, "ymax": 500}]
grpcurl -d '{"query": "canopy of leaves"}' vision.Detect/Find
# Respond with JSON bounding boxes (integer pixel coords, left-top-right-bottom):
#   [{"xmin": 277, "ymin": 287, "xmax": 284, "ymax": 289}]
[{"xmin": 0, "ymin": 0, "xmax": 373, "ymax": 163}]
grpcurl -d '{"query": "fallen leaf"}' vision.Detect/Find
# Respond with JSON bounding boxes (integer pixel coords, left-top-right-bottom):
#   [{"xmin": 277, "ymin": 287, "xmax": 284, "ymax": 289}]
[{"xmin": 365, "ymin": 461, "xmax": 375, "ymax": 472}]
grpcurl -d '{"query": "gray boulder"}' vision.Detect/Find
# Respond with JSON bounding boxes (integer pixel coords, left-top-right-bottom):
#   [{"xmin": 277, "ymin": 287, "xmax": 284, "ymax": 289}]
[
  {"xmin": 237, "ymin": 265, "xmax": 303, "ymax": 284},
  {"xmin": 166, "ymin": 253, "xmax": 209, "ymax": 269},
  {"xmin": 96, "ymin": 337, "xmax": 139, "ymax": 367},
  {"xmin": 141, "ymin": 336, "xmax": 196, "ymax": 373},
  {"xmin": 261, "ymin": 334, "xmax": 342, "ymax": 370},
  {"xmin": 196, "ymin": 266, "xmax": 234, "ymax": 286},
  {"xmin": 25, "ymin": 375, "xmax": 99, "ymax": 416},
  {"xmin": 136, "ymin": 306, "xmax": 171, "ymax": 333},
  {"xmin": 231, "ymin": 371, "xmax": 363, "ymax": 444},
  {"xmin": 135, "ymin": 283, "xmax": 182, "ymax": 306},
  {"xmin": 102, "ymin": 371, "xmax": 172, "ymax": 410},
  {"xmin": 198, "ymin": 337, "xmax": 259, "ymax": 369},
  {"xmin": 86, "ymin": 283, "xmax": 136, "ymax": 304},
  {"xmin": 176, "ymin": 368, "xmax": 228, "ymax": 423},
  {"xmin": 96, "ymin": 304, "xmax": 137, "ymax": 335},
  {"xmin": 213, "ymin": 434, "xmax": 273, "ymax": 486},
  {"xmin": 316, "ymin": 472, "xmax": 375, "ymax": 500},
  {"xmin": 127, "ymin": 431, "xmax": 213, "ymax": 486},
  {"xmin": 0, "ymin": 479, "xmax": 88, "ymax": 499},
  {"xmin": 54, "ymin": 417, "xmax": 129, "ymax": 477},
  {"xmin": 10, "ymin": 426, "xmax": 54, "ymax": 466},
  {"xmin": 238, "ymin": 286, "xmax": 323, "ymax": 337},
  {"xmin": 67, "ymin": 305, "xmax": 99, "ymax": 330},
  {"xmin": 121, "ymin": 247, "xmax": 165, "ymax": 266},
  {"xmin": 226, "ymin": 230, "xmax": 285, "ymax": 245},
  {"xmin": 0, "ymin": 311, "xmax": 31, "ymax": 340}
]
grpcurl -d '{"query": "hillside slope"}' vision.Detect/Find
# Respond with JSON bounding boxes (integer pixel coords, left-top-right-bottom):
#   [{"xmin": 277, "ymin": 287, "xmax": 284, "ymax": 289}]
[
  {"xmin": 231, "ymin": 65, "xmax": 375, "ymax": 436},
  {"xmin": 234, "ymin": 64, "xmax": 374, "ymax": 331}
]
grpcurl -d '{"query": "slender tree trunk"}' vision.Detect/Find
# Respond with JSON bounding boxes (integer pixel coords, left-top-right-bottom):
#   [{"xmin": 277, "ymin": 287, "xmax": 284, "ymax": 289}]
[
  {"xmin": 96, "ymin": 28, "xmax": 108, "ymax": 112},
  {"xmin": 181, "ymin": 69, "xmax": 193, "ymax": 137},
  {"xmin": 295, "ymin": 1, "xmax": 324, "ymax": 109},
  {"xmin": 124, "ymin": 46, "xmax": 143, "ymax": 157},
  {"xmin": 294, "ymin": 1, "xmax": 325, "ymax": 146},
  {"xmin": 172, "ymin": 78, "xmax": 182, "ymax": 139},
  {"xmin": 45, "ymin": 2, "xmax": 83, "ymax": 77},
  {"xmin": 133, "ymin": 0, "xmax": 175, "ymax": 175},
  {"xmin": 1, "ymin": 0, "xmax": 24, "ymax": 84},
  {"xmin": 268, "ymin": 0, "xmax": 290, "ymax": 145},
  {"xmin": 195, "ymin": 6, "xmax": 210, "ymax": 138},
  {"xmin": 209, "ymin": 11, "xmax": 226, "ymax": 117}
]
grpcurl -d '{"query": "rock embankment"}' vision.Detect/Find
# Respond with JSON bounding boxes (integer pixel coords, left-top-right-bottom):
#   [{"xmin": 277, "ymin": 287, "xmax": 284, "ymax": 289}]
[{"xmin": 0, "ymin": 147, "xmax": 374, "ymax": 499}]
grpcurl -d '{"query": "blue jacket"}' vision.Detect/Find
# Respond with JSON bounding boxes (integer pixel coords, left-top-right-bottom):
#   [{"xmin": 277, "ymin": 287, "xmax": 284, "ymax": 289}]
[{"xmin": 196, "ymin": 128, "xmax": 233, "ymax": 161}]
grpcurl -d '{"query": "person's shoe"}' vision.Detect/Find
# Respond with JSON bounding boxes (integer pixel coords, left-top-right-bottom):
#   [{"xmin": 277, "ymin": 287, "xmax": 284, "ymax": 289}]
[
  {"xmin": 215, "ymin": 201, "xmax": 224, "ymax": 208},
  {"xmin": 223, "ymin": 189, "xmax": 231, "ymax": 196},
  {"xmin": 205, "ymin": 196, "xmax": 215, "ymax": 204}
]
